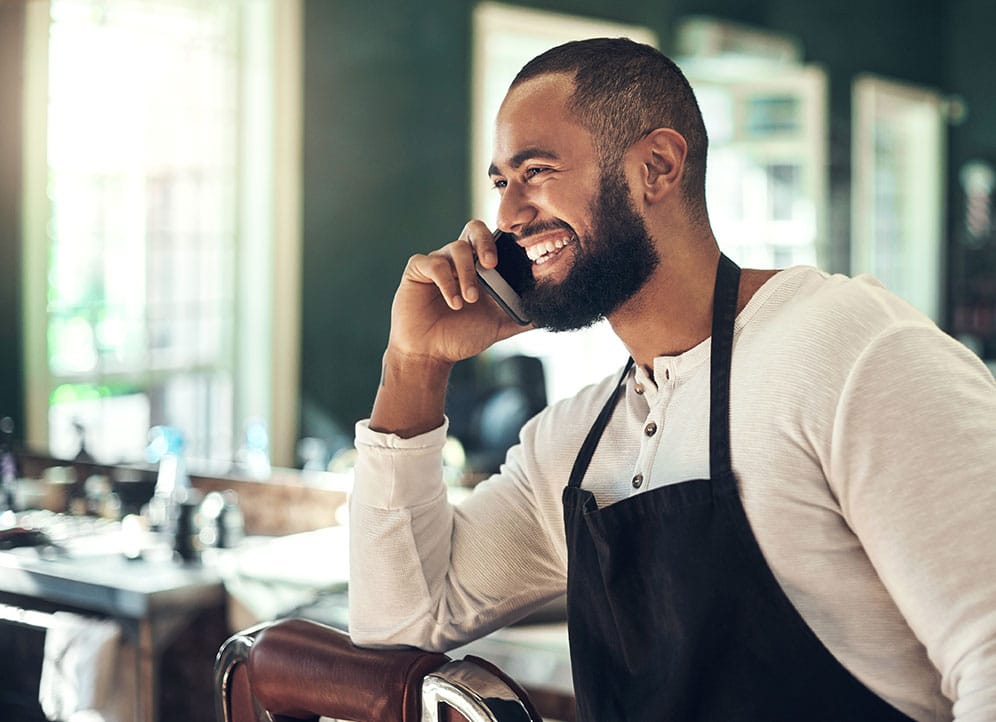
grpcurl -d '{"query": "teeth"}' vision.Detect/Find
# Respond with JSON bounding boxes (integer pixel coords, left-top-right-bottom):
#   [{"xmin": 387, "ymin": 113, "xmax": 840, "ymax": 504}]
[{"xmin": 526, "ymin": 236, "xmax": 572, "ymax": 263}]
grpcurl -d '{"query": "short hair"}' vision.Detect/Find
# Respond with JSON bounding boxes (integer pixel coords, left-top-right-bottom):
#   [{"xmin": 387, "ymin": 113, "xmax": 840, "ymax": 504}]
[{"xmin": 511, "ymin": 38, "xmax": 709, "ymax": 222}]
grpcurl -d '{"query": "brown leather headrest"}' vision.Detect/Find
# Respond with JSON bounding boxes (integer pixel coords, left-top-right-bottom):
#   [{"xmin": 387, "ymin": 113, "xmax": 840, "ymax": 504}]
[{"xmin": 248, "ymin": 618, "xmax": 451, "ymax": 722}]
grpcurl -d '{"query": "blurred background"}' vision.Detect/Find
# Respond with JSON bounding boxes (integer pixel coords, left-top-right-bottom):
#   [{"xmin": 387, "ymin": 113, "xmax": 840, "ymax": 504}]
[{"xmin": 0, "ymin": 0, "xmax": 993, "ymax": 476}]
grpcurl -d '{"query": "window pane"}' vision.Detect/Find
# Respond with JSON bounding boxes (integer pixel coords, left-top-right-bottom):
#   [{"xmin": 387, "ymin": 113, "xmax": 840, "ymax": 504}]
[{"xmin": 45, "ymin": 0, "xmax": 240, "ymax": 463}]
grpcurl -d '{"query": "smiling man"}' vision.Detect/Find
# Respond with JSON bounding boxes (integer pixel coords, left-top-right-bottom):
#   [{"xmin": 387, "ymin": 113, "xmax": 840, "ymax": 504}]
[{"xmin": 348, "ymin": 39, "xmax": 996, "ymax": 721}]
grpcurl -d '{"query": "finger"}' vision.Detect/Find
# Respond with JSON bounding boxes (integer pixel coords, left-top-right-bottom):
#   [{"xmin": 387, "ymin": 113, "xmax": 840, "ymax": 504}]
[
  {"xmin": 446, "ymin": 238, "xmax": 480, "ymax": 304},
  {"xmin": 461, "ymin": 220, "xmax": 498, "ymax": 268},
  {"xmin": 409, "ymin": 253, "xmax": 465, "ymax": 310}
]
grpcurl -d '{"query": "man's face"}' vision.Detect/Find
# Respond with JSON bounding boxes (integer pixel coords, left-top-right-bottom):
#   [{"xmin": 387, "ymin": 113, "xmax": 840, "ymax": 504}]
[
  {"xmin": 489, "ymin": 74, "xmax": 659, "ymax": 331},
  {"xmin": 518, "ymin": 166, "xmax": 660, "ymax": 331}
]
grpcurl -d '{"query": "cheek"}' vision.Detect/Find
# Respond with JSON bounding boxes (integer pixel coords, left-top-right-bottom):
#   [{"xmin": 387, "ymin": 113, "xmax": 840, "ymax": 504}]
[{"xmin": 539, "ymin": 184, "xmax": 597, "ymax": 230}]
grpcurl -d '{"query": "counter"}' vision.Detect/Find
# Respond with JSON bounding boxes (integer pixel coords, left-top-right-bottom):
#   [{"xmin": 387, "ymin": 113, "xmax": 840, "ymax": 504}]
[{"xmin": 0, "ymin": 530, "xmax": 224, "ymax": 722}]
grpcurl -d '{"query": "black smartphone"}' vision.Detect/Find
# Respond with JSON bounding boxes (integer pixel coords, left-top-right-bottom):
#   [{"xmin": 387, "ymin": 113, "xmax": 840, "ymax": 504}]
[{"xmin": 475, "ymin": 230, "xmax": 531, "ymax": 326}]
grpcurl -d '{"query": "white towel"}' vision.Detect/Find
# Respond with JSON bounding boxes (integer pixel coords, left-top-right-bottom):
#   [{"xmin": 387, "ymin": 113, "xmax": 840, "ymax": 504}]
[{"xmin": 37, "ymin": 612, "xmax": 133, "ymax": 722}]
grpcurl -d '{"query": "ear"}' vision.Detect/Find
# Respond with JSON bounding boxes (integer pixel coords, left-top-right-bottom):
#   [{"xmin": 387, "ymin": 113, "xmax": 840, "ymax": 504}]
[{"xmin": 631, "ymin": 128, "xmax": 687, "ymax": 205}]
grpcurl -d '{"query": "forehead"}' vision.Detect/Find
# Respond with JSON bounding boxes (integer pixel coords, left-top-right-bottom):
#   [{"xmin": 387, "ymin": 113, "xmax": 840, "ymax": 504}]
[{"xmin": 491, "ymin": 73, "xmax": 596, "ymax": 170}]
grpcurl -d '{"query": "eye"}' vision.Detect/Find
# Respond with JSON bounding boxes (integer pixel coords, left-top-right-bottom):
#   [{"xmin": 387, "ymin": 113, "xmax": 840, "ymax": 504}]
[
  {"xmin": 491, "ymin": 178, "xmax": 507, "ymax": 190},
  {"xmin": 525, "ymin": 166, "xmax": 551, "ymax": 180}
]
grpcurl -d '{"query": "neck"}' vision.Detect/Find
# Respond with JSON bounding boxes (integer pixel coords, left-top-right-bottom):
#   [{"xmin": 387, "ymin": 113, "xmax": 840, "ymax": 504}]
[
  {"xmin": 607, "ymin": 240, "xmax": 777, "ymax": 373},
  {"xmin": 607, "ymin": 243, "xmax": 718, "ymax": 369}
]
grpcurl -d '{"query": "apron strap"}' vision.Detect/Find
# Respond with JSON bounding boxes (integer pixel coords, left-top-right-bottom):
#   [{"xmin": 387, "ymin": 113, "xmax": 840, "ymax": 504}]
[
  {"xmin": 567, "ymin": 358, "xmax": 634, "ymax": 489},
  {"xmin": 709, "ymin": 253, "xmax": 741, "ymax": 478}
]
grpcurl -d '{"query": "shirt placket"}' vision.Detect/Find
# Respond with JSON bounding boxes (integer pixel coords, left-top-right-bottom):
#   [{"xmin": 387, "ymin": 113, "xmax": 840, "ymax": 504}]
[{"xmin": 630, "ymin": 360, "xmax": 677, "ymax": 495}]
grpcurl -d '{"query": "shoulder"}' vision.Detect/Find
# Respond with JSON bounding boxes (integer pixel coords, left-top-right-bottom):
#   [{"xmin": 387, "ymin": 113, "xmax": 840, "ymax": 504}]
[
  {"xmin": 750, "ymin": 266, "xmax": 932, "ymax": 331},
  {"xmin": 738, "ymin": 266, "xmax": 951, "ymax": 376},
  {"xmin": 731, "ymin": 267, "xmax": 994, "ymax": 432}
]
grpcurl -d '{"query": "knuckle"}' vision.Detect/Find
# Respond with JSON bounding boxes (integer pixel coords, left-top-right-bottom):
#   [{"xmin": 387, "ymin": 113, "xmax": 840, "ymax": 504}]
[
  {"xmin": 461, "ymin": 219, "xmax": 491, "ymax": 243},
  {"xmin": 403, "ymin": 254, "xmax": 422, "ymax": 276},
  {"xmin": 429, "ymin": 257, "xmax": 453, "ymax": 278},
  {"xmin": 450, "ymin": 238, "xmax": 472, "ymax": 257}
]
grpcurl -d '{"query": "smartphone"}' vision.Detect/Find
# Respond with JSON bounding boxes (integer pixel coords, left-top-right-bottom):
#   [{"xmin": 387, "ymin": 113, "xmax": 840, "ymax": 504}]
[{"xmin": 475, "ymin": 230, "xmax": 532, "ymax": 326}]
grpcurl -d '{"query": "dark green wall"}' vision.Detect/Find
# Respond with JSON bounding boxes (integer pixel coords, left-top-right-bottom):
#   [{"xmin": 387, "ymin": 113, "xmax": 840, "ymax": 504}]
[
  {"xmin": 944, "ymin": 0, "xmax": 996, "ymax": 354},
  {"xmin": 0, "ymin": 1, "xmax": 25, "ymax": 442},
  {"xmin": 300, "ymin": 1, "xmax": 472, "ymax": 435},
  {"xmin": 946, "ymin": 0, "xmax": 996, "ymax": 165}
]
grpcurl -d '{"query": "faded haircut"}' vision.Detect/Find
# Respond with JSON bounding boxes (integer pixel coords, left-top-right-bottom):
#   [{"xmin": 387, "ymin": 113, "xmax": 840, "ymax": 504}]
[{"xmin": 511, "ymin": 38, "xmax": 709, "ymax": 223}]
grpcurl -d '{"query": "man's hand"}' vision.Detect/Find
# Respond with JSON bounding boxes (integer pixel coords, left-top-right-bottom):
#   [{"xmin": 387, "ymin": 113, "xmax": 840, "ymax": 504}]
[
  {"xmin": 387, "ymin": 220, "xmax": 530, "ymax": 364},
  {"xmin": 370, "ymin": 221, "xmax": 532, "ymax": 438}
]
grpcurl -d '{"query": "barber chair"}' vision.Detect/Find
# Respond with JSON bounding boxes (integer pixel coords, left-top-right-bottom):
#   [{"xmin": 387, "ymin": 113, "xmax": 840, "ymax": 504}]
[{"xmin": 214, "ymin": 618, "xmax": 549, "ymax": 722}]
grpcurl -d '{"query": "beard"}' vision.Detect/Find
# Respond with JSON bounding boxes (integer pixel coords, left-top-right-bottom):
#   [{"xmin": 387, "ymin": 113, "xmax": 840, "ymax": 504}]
[{"xmin": 518, "ymin": 166, "xmax": 660, "ymax": 332}]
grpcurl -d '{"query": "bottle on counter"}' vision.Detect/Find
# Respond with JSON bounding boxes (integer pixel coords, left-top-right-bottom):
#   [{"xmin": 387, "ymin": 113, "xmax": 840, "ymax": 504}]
[
  {"xmin": 145, "ymin": 426, "xmax": 191, "ymax": 534},
  {"xmin": 0, "ymin": 417, "xmax": 20, "ymax": 512},
  {"xmin": 198, "ymin": 489, "xmax": 244, "ymax": 549},
  {"xmin": 172, "ymin": 487, "xmax": 204, "ymax": 563},
  {"xmin": 235, "ymin": 417, "xmax": 271, "ymax": 480}
]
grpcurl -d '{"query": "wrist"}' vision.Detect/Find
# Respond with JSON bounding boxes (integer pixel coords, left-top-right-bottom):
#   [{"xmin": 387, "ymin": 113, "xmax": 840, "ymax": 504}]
[
  {"xmin": 381, "ymin": 346, "xmax": 455, "ymax": 382},
  {"xmin": 370, "ymin": 348, "xmax": 453, "ymax": 438}
]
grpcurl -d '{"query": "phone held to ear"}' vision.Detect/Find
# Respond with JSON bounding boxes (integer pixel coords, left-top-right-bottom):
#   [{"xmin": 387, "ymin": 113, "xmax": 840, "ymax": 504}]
[{"xmin": 475, "ymin": 230, "xmax": 531, "ymax": 326}]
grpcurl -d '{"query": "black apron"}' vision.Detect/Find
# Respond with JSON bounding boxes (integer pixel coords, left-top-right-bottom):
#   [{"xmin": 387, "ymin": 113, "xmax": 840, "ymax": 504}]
[{"xmin": 562, "ymin": 254, "xmax": 913, "ymax": 721}]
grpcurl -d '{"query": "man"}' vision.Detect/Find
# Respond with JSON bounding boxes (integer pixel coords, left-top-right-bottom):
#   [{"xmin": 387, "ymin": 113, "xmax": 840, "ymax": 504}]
[{"xmin": 348, "ymin": 38, "xmax": 996, "ymax": 720}]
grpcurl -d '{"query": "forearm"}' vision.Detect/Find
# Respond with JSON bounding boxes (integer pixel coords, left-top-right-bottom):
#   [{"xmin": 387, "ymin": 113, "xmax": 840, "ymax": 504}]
[
  {"xmin": 350, "ymin": 223, "xmax": 547, "ymax": 648},
  {"xmin": 348, "ymin": 417, "xmax": 568, "ymax": 652},
  {"xmin": 348, "ymin": 417, "xmax": 452, "ymax": 648},
  {"xmin": 370, "ymin": 347, "xmax": 453, "ymax": 438}
]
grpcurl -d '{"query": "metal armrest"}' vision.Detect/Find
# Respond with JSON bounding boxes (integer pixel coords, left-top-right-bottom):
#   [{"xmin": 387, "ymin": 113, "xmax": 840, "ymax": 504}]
[
  {"xmin": 215, "ymin": 621, "xmax": 275, "ymax": 722},
  {"xmin": 423, "ymin": 658, "xmax": 539, "ymax": 722}
]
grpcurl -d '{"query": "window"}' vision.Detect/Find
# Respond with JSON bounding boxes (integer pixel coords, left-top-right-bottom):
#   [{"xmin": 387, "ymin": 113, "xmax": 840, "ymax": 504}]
[
  {"xmin": 675, "ymin": 18, "xmax": 829, "ymax": 272},
  {"xmin": 22, "ymin": 0, "xmax": 301, "ymax": 469},
  {"xmin": 687, "ymin": 69, "xmax": 828, "ymax": 270},
  {"xmin": 852, "ymin": 74, "xmax": 945, "ymax": 321}
]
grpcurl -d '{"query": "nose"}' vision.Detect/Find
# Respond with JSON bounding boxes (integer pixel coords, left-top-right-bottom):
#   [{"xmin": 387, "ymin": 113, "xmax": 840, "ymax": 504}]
[{"xmin": 495, "ymin": 182, "xmax": 536, "ymax": 236}]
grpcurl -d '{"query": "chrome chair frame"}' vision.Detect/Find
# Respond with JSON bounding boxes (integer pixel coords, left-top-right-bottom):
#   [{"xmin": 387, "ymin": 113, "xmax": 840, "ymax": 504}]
[{"xmin": 214, "ymin": 621, "xmax": 274, "ymax": 722}]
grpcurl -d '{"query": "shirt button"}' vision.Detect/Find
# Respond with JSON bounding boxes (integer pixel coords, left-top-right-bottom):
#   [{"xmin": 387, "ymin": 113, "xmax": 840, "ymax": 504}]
[
  {"xmin": 632, "ymin": 473, "xmax": 644, "ymax": 489},
  {"xmin": 644, "ymin": 422, "xmax": 658, "ymax": 437},
  {"xmin": 634, "ymin": 383, "xmax": 645, "ymax": 395}
]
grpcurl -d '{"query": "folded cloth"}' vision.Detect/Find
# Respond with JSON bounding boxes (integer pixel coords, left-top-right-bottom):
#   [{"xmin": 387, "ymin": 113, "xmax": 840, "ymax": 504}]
[{"xmin": 37, "ymin": 611, "xmax": 132, "ymax": 722}]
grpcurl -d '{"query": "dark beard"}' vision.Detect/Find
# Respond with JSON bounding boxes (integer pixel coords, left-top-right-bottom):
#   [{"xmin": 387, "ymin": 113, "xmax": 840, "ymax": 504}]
[{"xmin": 519, "ymin": 167, "xmax": 660, "ymax": 332}]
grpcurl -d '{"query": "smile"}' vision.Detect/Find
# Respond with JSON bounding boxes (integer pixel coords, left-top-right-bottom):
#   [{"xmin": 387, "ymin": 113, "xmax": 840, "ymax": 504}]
[{"xmin": 524, "ymin": 234, "xmax": 576, "ymax": 265}]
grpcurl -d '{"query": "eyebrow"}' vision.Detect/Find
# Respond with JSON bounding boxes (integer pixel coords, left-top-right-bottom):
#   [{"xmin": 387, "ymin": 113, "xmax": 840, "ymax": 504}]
[{"xmin": 488, "ymin": 147, "xmax": 562, "ymax": 177}]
